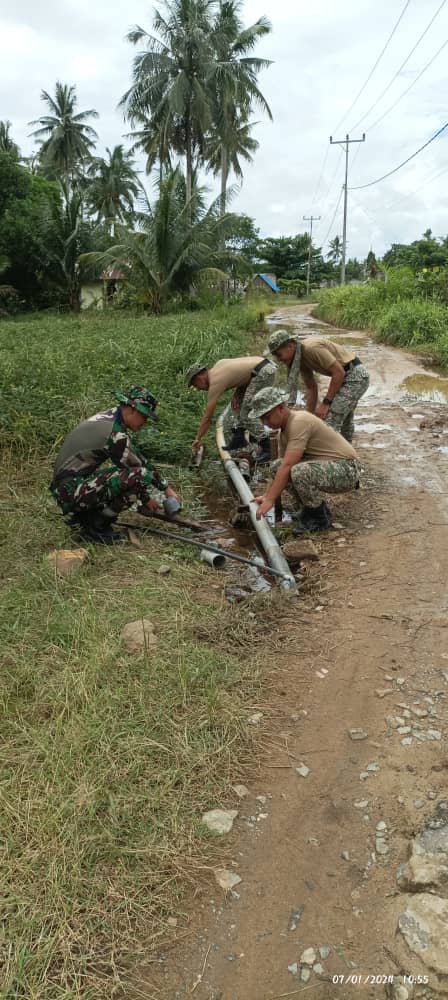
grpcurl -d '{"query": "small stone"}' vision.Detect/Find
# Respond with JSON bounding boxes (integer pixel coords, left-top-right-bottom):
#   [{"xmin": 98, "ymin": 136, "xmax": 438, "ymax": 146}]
[
  {"xmin": 214, "ymin": 869, "xmax": 242, "ymax": 891},
  {"xmin": 248, "ymin": 712, "xmax": 263, "ymax": 725},
  {"xmin": 376, "ymin": 839, "xmax": 389, "ymax": 855},
  {"xmin": 300, "ymin": 947, "xmax": 317, "ymax": 965},
  {"xmin": 296, "ymin": 763, "xmax": 310, "ymax": 778},
  {"xmin": 376, "ymin": 821, "xmax": 387, "ymax": 832},
  {"xmin": 401, "ymin": 737, "xmax": 413, "ymax": 746},
  {"xmin": 288, "ymin": 963, "xmax": 298, "ymax": 976},
  {"xmin": 414, "ymin": 800, "xmax": 425, "ymax": 809},
  {"xmin": 282, "ymin": 538, "xmax": 319, "ymax": 562},
  {"xmin": 202, "ymin": 809, "xmax": 238, "ymax": 835},
  {"xmin": 121, "ymin": 619, "xmax": 157, "ymax": 655},
  {"xmin": 167, "ymin": 916, "xmax": 178, "ymax": 928},
  {"xmin": 232, "ymin": 784, "xmax": 249, "ymax": 799},
  {"xmin": 290, "ymin": 713, "xmax": 300, "ymax": 722},
  {"xmin": 301, "ymin": 968, "xmax": 311, "ymax": 983},
  {"xmin": 319, "ymin": 946, "xmax": 331, "ymax": 959},
  {"xmin": 366, "ymin": 762, "xmax": 380, "ymax": 773},
  {"xmin": 315, "ymin": 605, "xmax": 324, "ymax": 612},
  {"xmin": 313, "ymin": 963, "xmax": 324, "ymax": 975},
  {"xmin": 427, "ymin": 729, "xmax": 442, "ymax": 741},
  {"xmin": 341, "ymin": 850, "xmax": 350, "ymax": 861},
  {"xmin": 348, "ymin": 728, "xmax": 368, "ymax": 741},
  {"xmin": 47, "ymin": 547, "xmax": 89, "ymax": 577},
  {"xmin": 428, "ymin": 791, "xmax": 437, "ymax": 800},
  {"xmin": 256, "ymin": 795, "xmax": 267, "ymax": 806},
  {"xmin": 354, "ymin": 800, "xmax": 369, "ymax": 809},
  {"xmin": 396, "ymin": 678, "xmax": 406, "ymax": 687},
  {"xmin": 360, "ymin": 772, "xmax": 369, "ymax": 781},
  {"xmin": 376, "ymin": 688, "xmax": 394, "ymax": 698},
  {"xmin": 397, "ymin": 726, "xmax": 412, "ymax": 735},
  {"xmin": 411, "ymin": 707, "xmax": 428, "ymax": 718},
  {"xmin": 157, "ymin": 564, "xmax": 171, "ymax": 576},
  {"xmin": 288, "ymin": 905, "xmax": 304, "ymax": 931}
]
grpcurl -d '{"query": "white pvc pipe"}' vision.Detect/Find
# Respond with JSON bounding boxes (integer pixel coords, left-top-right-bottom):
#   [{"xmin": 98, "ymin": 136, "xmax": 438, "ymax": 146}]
[
  {"xmin": 216, "ymin": 413, "xmax": 297, "ymax": 593},
  {"xmin": 200, "ymin": 549, "xmax": 226, "ymax": 569}
]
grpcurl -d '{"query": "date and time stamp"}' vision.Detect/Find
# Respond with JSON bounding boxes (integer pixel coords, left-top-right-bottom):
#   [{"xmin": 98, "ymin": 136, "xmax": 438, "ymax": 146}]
[{"xmin": 331, "ymin": 974, "xmax": 429, "ymax": 986}]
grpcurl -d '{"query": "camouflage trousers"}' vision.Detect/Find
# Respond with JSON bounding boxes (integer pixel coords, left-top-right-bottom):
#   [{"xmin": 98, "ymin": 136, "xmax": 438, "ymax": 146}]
[
  {"xmin": 325, "ymin": 364, "xmax": 369, "ymax": 441},
  {"xmin": 271, "ymin": 457, "xmax": 361, "ymax": 508},
  {"xmin": 50, "ymin": 465, "xmax": 154, "ymax": 516},
  {"xmin": 223, "ymin": 361, "xmax": 277, "ymax": 443}
]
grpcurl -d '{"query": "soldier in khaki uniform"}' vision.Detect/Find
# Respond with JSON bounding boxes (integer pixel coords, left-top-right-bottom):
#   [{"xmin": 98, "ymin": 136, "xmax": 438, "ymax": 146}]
[
  {"xmin": 268, "ymin": 329, "xmax": 370, "ymax": 442},
  {"xmin": 249, "ymin": 387, "xmax": 362, "ymax": 533},
  {"xmin": 185, "ymin": 356, "xmax": 276, "ymax": 462}
]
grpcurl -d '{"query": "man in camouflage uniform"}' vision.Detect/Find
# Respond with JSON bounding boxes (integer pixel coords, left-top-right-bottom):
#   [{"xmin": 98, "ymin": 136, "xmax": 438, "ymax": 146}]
[
  {"xmin": 268, "ymin": 329, "xmax": 370, "ymax": 442},
  {"xmin": 248, "ymin": 387, "xmax": 362, "ymax": 533},
  {"xmin": 50, "ymin": 386, "xmax": 180, "ymax": 544},
  {"xmin": 186, "ymin": 355, "xmax": 277, "ymax": 463}
]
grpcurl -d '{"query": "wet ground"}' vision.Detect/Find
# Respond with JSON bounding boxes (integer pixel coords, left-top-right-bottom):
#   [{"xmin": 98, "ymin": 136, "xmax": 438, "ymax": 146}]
[{"xmin": 142, "ymin": 305, "xmax": 448, "ymax": 1000}]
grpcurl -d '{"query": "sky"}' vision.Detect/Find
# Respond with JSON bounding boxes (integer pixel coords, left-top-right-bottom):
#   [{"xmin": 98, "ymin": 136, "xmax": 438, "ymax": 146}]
[{"xmin": 1, "ymin": 0, "xmax": 448, "ymax": 259}]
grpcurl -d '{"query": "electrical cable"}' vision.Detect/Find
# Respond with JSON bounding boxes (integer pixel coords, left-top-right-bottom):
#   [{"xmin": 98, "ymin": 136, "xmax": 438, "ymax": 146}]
[
  {"xmin": 367, "ymin": 37, "xmax": 448, "ymax": 132},
  {"xmin": 333, "ymin": 0, "xmax": 411, "ymax": 133},
  {"xmin": 351, "ymin": 0, "xmax": 447, "ymax": 130},
  {"xmin": 349, "ymin": 121, "xmax": 448, "ymax": 190},
  {"xmin": 382, "ymin": 162, "xmax": 448, "ymax": 211}
]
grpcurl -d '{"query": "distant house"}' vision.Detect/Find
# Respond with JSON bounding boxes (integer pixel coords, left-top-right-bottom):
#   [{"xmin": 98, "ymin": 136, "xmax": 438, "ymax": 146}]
[
  {"xmin": 80, "ymin": 266, "xmax": 127, "ymax": 310},
  {"xmin": 253, "ymin": 273, "xmax": 280, "ymax": 294}
]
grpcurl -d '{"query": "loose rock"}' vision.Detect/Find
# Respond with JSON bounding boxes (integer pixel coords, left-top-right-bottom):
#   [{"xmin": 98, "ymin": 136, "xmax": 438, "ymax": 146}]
[
  {"xmin": 288, "ymin": 963, "xmax": 298, "ymax": 976},
  {"xmin": 313, "ymin": 963, "xmax": 324, "ymax": 975},
  {"xmin": 355, "ymin": 800, "xmax": 369, "ymax": 810},
  {"xmin": 300, "ymin": 947, "xmax": 317, "ymax": 965},
  {"xmin": 214, "ymin": 869, "xmax": 242, "ymax": 891},
  {"xmin": 319, "ymin": 945, "xmax": 331, "ymax": 959},
  {"xmin": 157, "ymin": 564, "xmax": 171, "ymax": 576},
  {"xmin": 282, "ymin": 538, "xmax": 319, "ymax": 563},
  {"xmin": 296, "ymin": 763, "xmax": 310, "ymax": 779},
  {"xmin": 121, "ymin": 619, "xmax": 157, "ymax": 655},
  {"xmin": 202, "ymin": 809, "xmax": 238, "ymax": 835},
  {"xmin": 301, "ymin": 968, "xmax": 311, "ymax": 983},
  {"xmin": 348, "ymin": 728, "xmax": 368, "ymax": 741},
  {"xmin": 248, "ymin": 712, "xmax": 263, "ymax": 725},
  {"xmin": 47, "ymin": 547, "xmax": 89, "ymax": 577},
  {"xmin": 288, "ymin": 905, "xmax": 304, "ymax": 931},
  {"xmin": 398, "ymin": 893, "xmax": 448, "ymax": 974},
  {"xmin": 232, "ymin": 784, "xmax": 249, "ymax": 799},
  {"xmin": 376, "ymin": 688, "xmax": 394, "ymax": 698}
]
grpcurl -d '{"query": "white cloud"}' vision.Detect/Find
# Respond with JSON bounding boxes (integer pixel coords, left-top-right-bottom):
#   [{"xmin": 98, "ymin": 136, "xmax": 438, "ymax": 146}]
[{"xmin": 2, "ymin": 0, "xmax": 448, "ymax": 257}]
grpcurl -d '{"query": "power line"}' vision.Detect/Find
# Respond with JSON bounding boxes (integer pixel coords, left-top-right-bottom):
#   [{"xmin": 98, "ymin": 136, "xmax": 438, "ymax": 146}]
[
  {"xmin": 330, "ymin": 132, "xmax": 366, "ymax": 283},
  {"xmin": 382, "ymin": 162, "xmax": 448, "ymax": 211},
  {"xmin": 349, "ymin": 121, "xmax": 448, "ymax": 191},
  {"xmin": 351, "ymin": 0, "xmax": 448, "ymax": 131},
  {"xmin": 334, "ymin": 0, "xmax": 411, "ymax": 133},
  {"xmin": 367, "ymin": 37, "xmax": 448, "ymax": 132}
]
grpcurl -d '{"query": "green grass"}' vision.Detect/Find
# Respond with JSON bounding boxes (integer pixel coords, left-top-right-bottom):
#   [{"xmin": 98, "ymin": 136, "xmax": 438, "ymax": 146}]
[
  {"xmin": 0, "ymin": 304, "xmax": 281, "ymax": 998},
  {"xmin": 315, "ymin": 281, "xmax": 448, "ymax": 368},
  {"xmin": 0, "ymin": 302, "xmax": 268, "ymax": 462}
]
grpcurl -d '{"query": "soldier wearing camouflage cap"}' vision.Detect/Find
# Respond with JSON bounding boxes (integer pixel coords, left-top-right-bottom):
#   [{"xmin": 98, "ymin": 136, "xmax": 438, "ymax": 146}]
[
  {"xmin": 186, "ymin": 354, "xmax": 277, "ymax": 462},
  {"xmin": 267, "ymin": 328, "xmax": 369, "ymax": 442},
  {"xmin": 248, "ymin": 387, "xmax": 361, "ymax": 534},
  {"xmin": 50, "ymin": 386, "xmax": 180, "ymax": 544}
]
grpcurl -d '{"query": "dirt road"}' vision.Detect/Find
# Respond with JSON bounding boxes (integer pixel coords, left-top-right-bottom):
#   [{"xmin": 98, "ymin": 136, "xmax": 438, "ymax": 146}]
[{"xmin": 146, "ymin": 307, "xmax": 448, "ymax": 1000}]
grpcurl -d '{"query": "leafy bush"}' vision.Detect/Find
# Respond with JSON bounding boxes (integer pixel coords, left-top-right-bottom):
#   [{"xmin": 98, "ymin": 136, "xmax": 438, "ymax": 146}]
[{"xmin": 0, "ymin": 304, "xmax": 265, "ymax": 459}]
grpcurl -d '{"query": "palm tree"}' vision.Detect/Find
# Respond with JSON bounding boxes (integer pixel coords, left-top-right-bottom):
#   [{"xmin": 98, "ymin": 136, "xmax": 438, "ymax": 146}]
[
  {"xmin": 29, "ymin": 82, "xmax": 98, "ymax": 181},
  {"xmin": 88, "ymin": 146, "xmax": 142, "ymax": 235},
  {"xmin": 120, "ymin": 0, "xmax": 215, "ymax": 204},
  {"xmin": 81, "ymin": 166, "xmax": 236, "ymax": 313},
  {"xmin": 207, "ymin": 0, "xmax": 272, "ymax": 213},
  {"xmin": 327, "ymin": 235, "xmax": 342, "ymax": 265},
  {"xmin": 205, "ymin": 112, "xmax": 259, "ymax": 213},
  {"xmin": 0, "ymin": 121, "xmax": 20, "ymax": 159}
]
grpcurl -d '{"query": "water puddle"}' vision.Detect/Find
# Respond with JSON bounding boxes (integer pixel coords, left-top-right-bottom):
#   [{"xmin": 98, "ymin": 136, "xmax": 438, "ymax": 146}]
[
  {"xmin": 399, "ymin": 374, "xmax": 448, "ymax": 404},
  {"xmin": 356, "ymin": 422, "xmax": 392, "ymax": 434}
]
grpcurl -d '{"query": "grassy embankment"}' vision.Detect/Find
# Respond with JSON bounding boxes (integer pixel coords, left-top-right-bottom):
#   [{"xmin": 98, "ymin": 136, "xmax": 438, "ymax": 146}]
[
  {"xmin": 315, "ymin": 273, "xmax": 448, "ymax": 368},
  {"xmin": 0, "ymin": 304, "xmax": 281, "ymax": 999}
]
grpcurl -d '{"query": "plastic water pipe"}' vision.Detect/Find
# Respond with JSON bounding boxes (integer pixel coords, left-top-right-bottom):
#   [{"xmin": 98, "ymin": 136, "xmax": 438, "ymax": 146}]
[{"xmin": 215, "ymin": 413, "xmax": 297, "ymax": 593}]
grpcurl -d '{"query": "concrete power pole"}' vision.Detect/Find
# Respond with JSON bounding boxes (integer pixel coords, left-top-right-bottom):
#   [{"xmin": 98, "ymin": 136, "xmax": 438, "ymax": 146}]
[
  {"xmin": 303, "ymin": 215, "xmax": 320, "ymax": 296},
  {"xmin": 329, "ymin": 133, "xmax": 365, "ymax": 285}
]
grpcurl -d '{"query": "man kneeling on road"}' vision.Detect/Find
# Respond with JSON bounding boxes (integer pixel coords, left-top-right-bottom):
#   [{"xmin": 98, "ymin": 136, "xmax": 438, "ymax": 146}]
[
  {"xmin": 249, "ymin": 387, "xmax": 362, "ymax": 534},
  {"xmin": 50, "ymin": 386, "xmax": 180, "ymax": 544},
  {"xmin": 186, "ymin": 355, "xmax": 277, "ymax": 463},
  {"xmin": 268, "ymin": 329, "xmax": 369, "ymax": 442}
]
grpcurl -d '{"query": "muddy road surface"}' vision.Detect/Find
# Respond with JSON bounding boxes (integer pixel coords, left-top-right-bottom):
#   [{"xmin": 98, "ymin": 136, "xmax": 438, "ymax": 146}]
[{"xmin": 145, "ymin": 307, "xmax": 448, "ymax": 1000}]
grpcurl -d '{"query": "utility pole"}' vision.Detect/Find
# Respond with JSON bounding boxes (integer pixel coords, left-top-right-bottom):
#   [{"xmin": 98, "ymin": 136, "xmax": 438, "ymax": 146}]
[
  {"xmin": 303, "ymin": 214, "xmax": 321, "ymax": 296},
  {"xmin": 329, "ymin": 133, "xmax": 365, "ymax": 285}
]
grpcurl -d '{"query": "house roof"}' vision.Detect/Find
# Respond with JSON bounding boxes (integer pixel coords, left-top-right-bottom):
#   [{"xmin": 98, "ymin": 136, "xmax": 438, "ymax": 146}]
[
  {"xmin": 256, "ymin": 273, "xmax": 280, "ymax": 293},
  {"xmin": 99, "ymin": 267, "xmax": 126, "ymax": 281}
]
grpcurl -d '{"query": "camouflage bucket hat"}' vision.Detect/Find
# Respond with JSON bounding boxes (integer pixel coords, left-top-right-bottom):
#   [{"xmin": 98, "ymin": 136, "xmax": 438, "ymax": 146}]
[
  {"xmin": 115, "ymin": 386, "xmax": 159, "ymax": 421},
  {"xmin": 185, "ymin": 362, "xmax": 208, "ymax": 386},
  {"xmin": 248, "ymin": 386, "xmax": 288, "ymax": 421},
  {"xmin": 268, "ymin": 329, "xmax": 299, "ymax": 354}
]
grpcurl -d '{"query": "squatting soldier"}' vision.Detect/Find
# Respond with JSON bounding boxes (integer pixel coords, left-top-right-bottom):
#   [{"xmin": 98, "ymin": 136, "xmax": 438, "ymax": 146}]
[
  {"xmin": 268, "ymin": 329, "xmax": 370, "ymax": 442},
  {"xmin": 248, "ymin": 387, "xmax": 362, "ymax": 534},
  {"xmin": 186, "ymin": 355, "xmax": 277, "ymax": 463},
  {"xmin": 50, "ymin": 386, "xmax": 180, "ymax": 544}
]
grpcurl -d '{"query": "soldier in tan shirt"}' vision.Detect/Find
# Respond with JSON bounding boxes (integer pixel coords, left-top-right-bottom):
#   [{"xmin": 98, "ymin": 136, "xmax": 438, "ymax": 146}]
[
  {"xmin": 249, "ymin": 387, "xmax": 361, "ymax": 534},
  {"xmin": 185, "ymin": 355, "xmax": 276, "ymax": 461},
  {"xmin": 268, "ymin": 329, "xmax": 370, "ymax": 442}
]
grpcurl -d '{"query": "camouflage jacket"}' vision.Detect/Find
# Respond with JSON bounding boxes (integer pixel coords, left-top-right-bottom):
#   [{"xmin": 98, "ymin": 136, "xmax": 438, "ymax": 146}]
[{"xmin": 52, "ymin": 408, "xmax": 167, "ymax": 489}]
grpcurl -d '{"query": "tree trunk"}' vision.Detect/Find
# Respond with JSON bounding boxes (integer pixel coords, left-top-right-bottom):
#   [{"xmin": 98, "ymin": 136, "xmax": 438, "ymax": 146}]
[
  {"xmin": 220, "ymin": 147, "xmax": 228, "ymax": 216},
  {"xmin": 185, "ymin": 117, "xmax": 192, "ymax": 216}
]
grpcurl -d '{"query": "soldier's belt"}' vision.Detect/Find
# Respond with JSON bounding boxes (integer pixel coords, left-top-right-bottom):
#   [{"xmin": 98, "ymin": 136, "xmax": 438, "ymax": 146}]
[
  {"xmin": 251, "ymin": 359, "xmax": 272, "ymax": 378},
  {"xmin": 343, "ymin": 357, "xmax": 361, "ymax": 372}
]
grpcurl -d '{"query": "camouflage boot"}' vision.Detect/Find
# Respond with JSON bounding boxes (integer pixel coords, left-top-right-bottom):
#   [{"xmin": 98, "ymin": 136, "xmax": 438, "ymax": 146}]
[{"xmin": 293, "ymin": 502, "xmax": 332, "ymax": 535}]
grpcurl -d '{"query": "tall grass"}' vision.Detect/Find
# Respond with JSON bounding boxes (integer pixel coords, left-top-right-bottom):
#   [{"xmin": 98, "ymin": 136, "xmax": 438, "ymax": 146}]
[{"xmin": 315, "ymin": 271, "xmax": 448, "ymax": 367}]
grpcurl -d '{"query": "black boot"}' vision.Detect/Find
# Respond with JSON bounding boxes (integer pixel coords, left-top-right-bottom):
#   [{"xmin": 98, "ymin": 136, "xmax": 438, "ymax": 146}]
[
  {"xmin": 292, "ymin": 501, "xmax": 332, "ymax": 535},
  {"xmin": 256, "ymin": 436, "xmax": 271, "ymax": 465},
  {"xmin": 73, "ymin": 508, "xmax": 126, "ymax": 545},
  {"xmin": 226, "ymin": 426, "xmax": 246, "ymax": 451}
]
